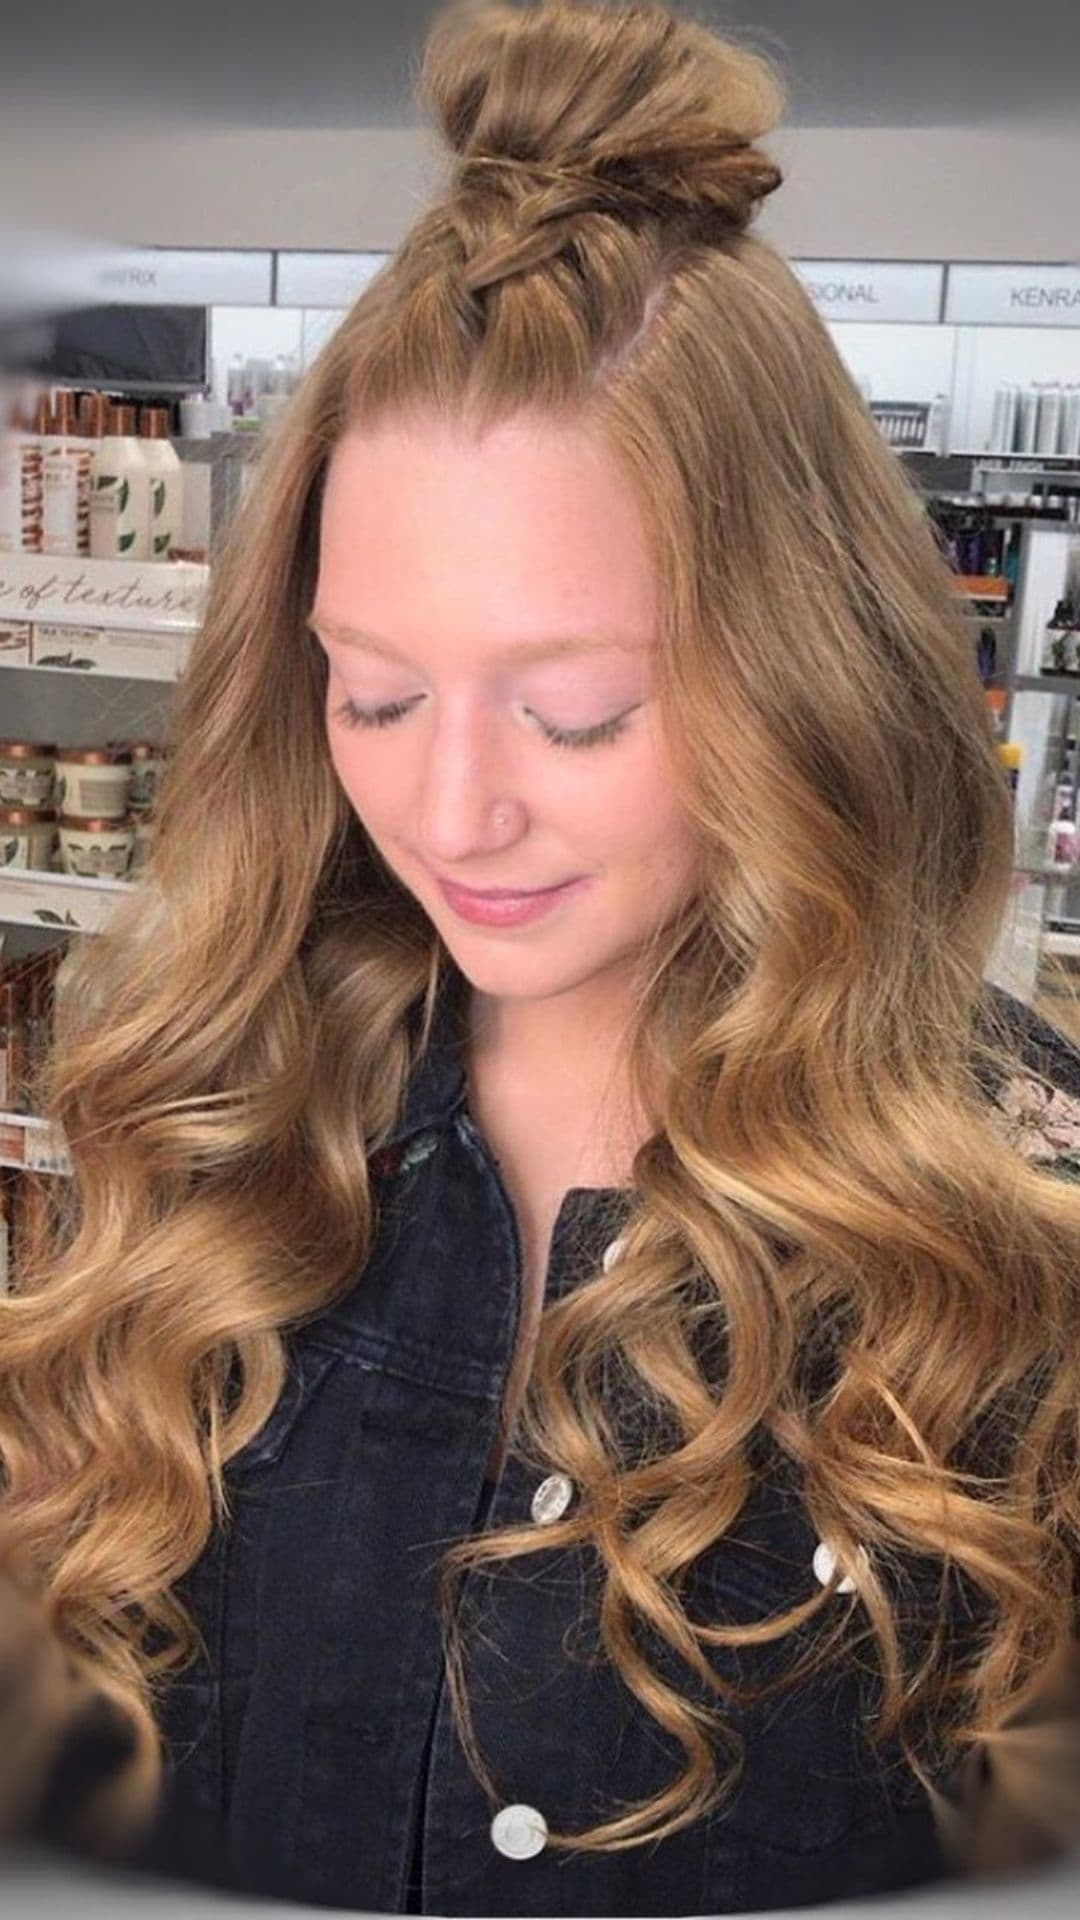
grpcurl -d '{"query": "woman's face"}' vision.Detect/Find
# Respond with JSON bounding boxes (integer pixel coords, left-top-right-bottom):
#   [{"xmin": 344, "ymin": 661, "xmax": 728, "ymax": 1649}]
[{"xmin": 311, "ymin": 409, "xmax": 699, "ymax": 1005}]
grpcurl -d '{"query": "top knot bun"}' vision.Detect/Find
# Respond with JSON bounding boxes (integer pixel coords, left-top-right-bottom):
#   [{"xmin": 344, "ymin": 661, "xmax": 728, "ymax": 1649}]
[{"xmin": 417, "ymin": 0, "xmax": 786, "ymax": 236}]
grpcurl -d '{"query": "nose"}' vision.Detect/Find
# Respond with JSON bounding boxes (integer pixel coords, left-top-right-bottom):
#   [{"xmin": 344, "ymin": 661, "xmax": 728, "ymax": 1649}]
[{"xmin": 414, "ymin": 700, "xmax": 521, "ymax": 863}]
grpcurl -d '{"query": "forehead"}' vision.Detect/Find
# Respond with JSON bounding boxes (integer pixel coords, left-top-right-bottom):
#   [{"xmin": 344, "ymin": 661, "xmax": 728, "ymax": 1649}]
[{"xmin": 315, "ymin": 412, "xmax": 658, "ymax": 651}]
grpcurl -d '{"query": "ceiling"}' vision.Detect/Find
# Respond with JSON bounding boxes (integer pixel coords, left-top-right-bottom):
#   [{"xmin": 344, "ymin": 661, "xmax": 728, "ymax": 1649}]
[{"xmin": 1, "ymin": 0, "xmax": 1077, "ymax": 130}]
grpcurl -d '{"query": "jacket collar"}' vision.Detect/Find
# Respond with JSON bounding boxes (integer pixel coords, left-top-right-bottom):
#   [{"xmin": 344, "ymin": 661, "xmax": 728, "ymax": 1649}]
[{"xmin": 378, "ymin": 958, "xmax": 472, "ymax": 1153}]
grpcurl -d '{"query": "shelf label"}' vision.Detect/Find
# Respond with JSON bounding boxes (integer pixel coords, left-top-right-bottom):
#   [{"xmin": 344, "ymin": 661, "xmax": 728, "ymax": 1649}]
[
  {"xmin": 38, "ymin": 246, "xmax": 275, "ymax": 308},
  {"xmin": 275, "ymin": 251, "xmax": 389, "ymax": 308},
  {"xmin": 0, "ymin": 555, "xmax": 207, "ymax": 634},
  {"xmin": 793, "ymin": 262, "xmax": 944, "ymax": 324},
  {"xmin": 946, "ymin": 265, "xmax": 1080, "ymax": 328}
]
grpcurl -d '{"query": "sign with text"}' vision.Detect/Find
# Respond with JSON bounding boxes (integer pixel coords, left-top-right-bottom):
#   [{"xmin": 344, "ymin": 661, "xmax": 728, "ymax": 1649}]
[
  {"xmin": 0, "ymin": 555, "xmax": 208, "ymax": 634},
  {"xmin": 11, "ymin": 243, "xmax": 273, "ymax": 311},
  {"xmin": 793, "ymin": 263, "xmax": 944, "ymax": 324},
  {"xmin": 946, "ymin": 264, "xmax": 1080, "ymax": 328}
]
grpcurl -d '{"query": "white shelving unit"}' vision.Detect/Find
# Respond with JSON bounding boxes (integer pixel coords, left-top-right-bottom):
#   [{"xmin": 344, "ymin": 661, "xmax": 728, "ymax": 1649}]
[
  {"xmin": 1, "ymin": 554, "xmax": 204, "ymax": 1181},
  {"xmin": 0, "ymin": 867, "xmax": 134, "ymax": 935}
]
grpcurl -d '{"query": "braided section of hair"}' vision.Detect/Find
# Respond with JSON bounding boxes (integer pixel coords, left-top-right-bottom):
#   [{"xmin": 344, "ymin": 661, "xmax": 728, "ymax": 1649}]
[{"xmin": 416, "ymin": 0, "xmax": 785, "ymax": 296}]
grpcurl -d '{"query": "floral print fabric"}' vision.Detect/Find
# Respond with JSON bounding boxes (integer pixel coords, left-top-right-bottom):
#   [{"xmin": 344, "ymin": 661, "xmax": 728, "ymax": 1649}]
[{"xmin": 986, "ymin": 1067, "xmax": 1080, "ymax": 1177}]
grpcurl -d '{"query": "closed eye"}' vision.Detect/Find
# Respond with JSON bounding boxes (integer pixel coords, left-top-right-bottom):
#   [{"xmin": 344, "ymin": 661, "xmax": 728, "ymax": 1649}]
[{"xmin": 331, "ymin": 696, "xmax": 639, "ymax": 751}]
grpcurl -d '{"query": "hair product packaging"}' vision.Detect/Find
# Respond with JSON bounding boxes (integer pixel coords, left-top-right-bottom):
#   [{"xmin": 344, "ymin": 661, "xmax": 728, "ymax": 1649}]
[
  {"xmin": 41, "ymin": 389, "xmax": 92, "ymax": 558},
  {"xmin": 138, "ymin": 408, "xmax": 183, "ymax": 560},
  {"xmin": 0, "ymin": 394, "xmax": 45, "ymax": 554},
  {"xmin": 1062, "ymin": 389, "xmax": 1080, "ymax": 461},
  {"xmin": 89, "ymin": 404, "xmax": 151, "ymax": 561},
  {"xmin": 1016, "ymin": 388, "xmax": 1040, "ymax": 456},
  {"xmin": 1036, "ymin": 386, "xmax": 1064, "ymax": 459}
]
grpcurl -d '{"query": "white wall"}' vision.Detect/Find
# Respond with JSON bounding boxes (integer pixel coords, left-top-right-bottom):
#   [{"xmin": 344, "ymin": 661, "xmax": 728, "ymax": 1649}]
[{"xmin": 2, "ymin": 116, "xmax": 1079, "ymax": 261}]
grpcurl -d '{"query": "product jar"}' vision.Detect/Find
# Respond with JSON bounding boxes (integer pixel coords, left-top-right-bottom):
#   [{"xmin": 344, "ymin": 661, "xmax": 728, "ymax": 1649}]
[
  {"xmin": 124, "ymin": 743, "xmax": 166, "ymax": 814},
  {"xmin": 0, "ymin": 741, "xmax": 56, "ymax": 812},
  {"xmin": 54, "ymin": 749, "xmax": 132, "ymax": 820},
  {"xmin": 58, "ymin": 814, "xmax": 135, "ymax": 880},
  {"xmin": 128, "ymin": 813, "xmax": 156, "ymax": 876},
  {"xmin": 0, "ymin": 807, "xmax": 58, "ymax": 870}
]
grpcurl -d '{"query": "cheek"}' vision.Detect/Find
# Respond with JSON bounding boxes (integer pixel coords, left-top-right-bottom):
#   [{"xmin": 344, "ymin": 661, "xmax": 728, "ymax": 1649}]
[{"xmin": 614, "ymin": 755, "xmax": 699, "ymax": 899}]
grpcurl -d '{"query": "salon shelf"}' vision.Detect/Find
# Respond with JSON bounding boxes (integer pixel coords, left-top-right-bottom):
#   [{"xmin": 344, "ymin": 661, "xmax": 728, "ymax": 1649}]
[
  {"xmin": 1015, "ymin": 675, "xmax": 1080, "ymax": 696},
  {"xmin": 0, "ymin": 551, "xmax": 207, "ymax": 680},
  {"xmin": 0, "ymin": 868, "xmax": 133, "ymax": 934},
  {"xmin": 0, "ymin": 637, "xmax": 193, "ymax": 682},
  {"xmin": 0, "ymin": 1109, "xmax": 71, "ymax": 1177},
  {"xmin": 957, "ymin": 454, "xmax": 1080, "ymax": 471}
]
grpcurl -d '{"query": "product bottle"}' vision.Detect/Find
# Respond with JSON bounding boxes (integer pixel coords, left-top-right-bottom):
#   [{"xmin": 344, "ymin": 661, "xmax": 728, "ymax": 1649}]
[
  {"xmin": 138, "ymin": 407, "xmax": 183, "ymax": 560},
  {"xmin": 1063, "ymin": 388, "xmax": 1080, "ymax": 461},
  {"xmin": 89, "ymin": 403, "xmax": 151, "ymax": 561},
  {"xmin": 925, "ymin": 393, "xmax": 950, "ymax": 456},
  {"xmin": 75, "ymin": 392, "xmax": 110, "ymax": 542},
  {"xmin": 77, "ymin": 390, "xmax": 109, "ymax": 460},
  {"xmin": 226, "ymin": 355, "xmax": 246, "ymax": 419},
  {"xmin": 41, "ymin": 388, "xmax": 92, "ymax": 557},
  {"xmin": 1016, "ymin": 387, "xmax": 1040, "ymax": 456},
  {"xmin": 0, "ymin": 978, "xmax": 21, "ymax": 1112},
  {"xmin": 1036, "ymin": 385, "xmax": 1063, "ymax": 459},
  {"xmin": 0, "ymin": 393, "xmax": 45, "ymax": 554}
]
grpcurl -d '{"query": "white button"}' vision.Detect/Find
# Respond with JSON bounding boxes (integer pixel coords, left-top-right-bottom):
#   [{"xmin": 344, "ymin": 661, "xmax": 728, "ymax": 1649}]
[
  {"xmin": 490, "ymin": 1802, "xmax": 548, "ymax": 1859},
  {"xmin": 812, "ymin": 1540, "xmax": 856, "ymax": 1594},
  {"xmin": 601, "ymin": 1234, "xmax": 627, "ymax": 1273},
  {"xmin": 531, "ymin": 1471, "xmax": 575, "ymax": 1525}
]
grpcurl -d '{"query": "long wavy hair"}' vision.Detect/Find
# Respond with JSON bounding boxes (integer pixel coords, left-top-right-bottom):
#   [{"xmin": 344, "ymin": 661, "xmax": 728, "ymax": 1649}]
[{"xmin": 2, "ymin": 0, "xmax": 1080, "ymax": 1875}]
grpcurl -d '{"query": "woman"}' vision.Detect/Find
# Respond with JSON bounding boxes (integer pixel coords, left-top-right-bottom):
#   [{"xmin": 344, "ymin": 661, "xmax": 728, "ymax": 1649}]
[{"xmin": 2, "ymin": 1, "xmax": 1080, "ymax": 1912}]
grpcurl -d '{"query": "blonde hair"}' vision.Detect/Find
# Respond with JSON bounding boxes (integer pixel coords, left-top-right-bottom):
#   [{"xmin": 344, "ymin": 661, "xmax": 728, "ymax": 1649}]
[{"xmin": 2, "ymin": 0, "xmax": 1080, "ymax": 1875}]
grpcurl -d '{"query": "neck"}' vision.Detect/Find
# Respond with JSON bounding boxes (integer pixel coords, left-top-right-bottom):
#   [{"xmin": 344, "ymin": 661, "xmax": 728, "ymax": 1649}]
[{"xmin": 464, "ymin": 964, "xmax": 656, "ymax": 1190}]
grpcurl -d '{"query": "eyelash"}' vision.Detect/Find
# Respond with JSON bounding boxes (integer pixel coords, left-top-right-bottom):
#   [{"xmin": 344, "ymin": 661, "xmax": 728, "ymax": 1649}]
[{"xmin": 331, "ymin": 696, "xmax": 633, "ymax": 751}]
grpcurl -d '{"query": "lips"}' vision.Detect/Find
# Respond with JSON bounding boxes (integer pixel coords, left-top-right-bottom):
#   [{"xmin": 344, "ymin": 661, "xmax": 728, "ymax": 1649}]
[{"xmin": 433, "ymin": 877, "xmax": 574, "ymax": 899}]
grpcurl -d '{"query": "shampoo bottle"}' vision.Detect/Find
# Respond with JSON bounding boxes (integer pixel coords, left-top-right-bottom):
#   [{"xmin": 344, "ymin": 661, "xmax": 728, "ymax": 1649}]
[
  {"xmin": 138, "ymin": 407, "xmax": 183, "ymax": 560},
  {"xmin": 41, "ymin": 388, "xmax": 92, "ymax": 557},
  {"xmin": 0, "ymin": 393, "xmax": 44, "ymax": 554},
  {"xmin": 89, "ymin": 403, "xmax": 151, "ymax": 561}
]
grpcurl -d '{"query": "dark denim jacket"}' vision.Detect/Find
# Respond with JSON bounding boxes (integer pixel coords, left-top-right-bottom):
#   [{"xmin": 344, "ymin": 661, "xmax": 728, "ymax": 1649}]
[{"xmin": 102, "ymin": 972, "xmax": 1080, "ymax": 1915}]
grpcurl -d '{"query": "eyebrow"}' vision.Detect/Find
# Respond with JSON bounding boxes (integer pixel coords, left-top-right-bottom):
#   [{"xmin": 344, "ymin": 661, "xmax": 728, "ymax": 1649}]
[{"xmin": 307, "ymin": 612, "xmax": 644, "ymax": 665}]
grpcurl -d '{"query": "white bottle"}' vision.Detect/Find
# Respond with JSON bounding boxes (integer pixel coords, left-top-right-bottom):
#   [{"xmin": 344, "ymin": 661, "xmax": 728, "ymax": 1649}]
[
  {"xmin": 0, "ymin": 395, "xmax": 45, "ymax": 554},
  {"xmin": 1061, "ymin": 387, "xmax": 1080, "ymax": 461},
  {"xmin": 925, "ymin": 393, "xmax": 950, "ymax": 456},
  {"xmin": 89, "ymin": 403, "xmax": 151, "ymax": 561},
  {"xmin": 138, "ymin": 406, "xmax": 184, "ymax": 561},
  {"xmin": 226, "ymin": 354, "xmax": 246, "ymax": 419},
  {"xmin": 73, "ymin": 391, "xmax": 108, "ymax": 545},
  {"xmin": 41, "ymin": 389, "xmax": 92, "ymax": 557},
  {"xmin": 1036, "ymin": 385, "xmax": 1063, "ymax": 459}
]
